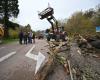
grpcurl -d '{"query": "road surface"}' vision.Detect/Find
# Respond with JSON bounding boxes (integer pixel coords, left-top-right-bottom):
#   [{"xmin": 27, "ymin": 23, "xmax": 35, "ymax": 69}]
[{"xmin": 0, "ymin": 39, "xmax": 49, "ymax": 80}]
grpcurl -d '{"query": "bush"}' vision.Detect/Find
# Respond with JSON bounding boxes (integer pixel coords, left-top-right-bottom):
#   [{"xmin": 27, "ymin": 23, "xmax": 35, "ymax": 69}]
[{"xmin": 9, "ymin": 27, "xmax": 19, "ymax": 39}]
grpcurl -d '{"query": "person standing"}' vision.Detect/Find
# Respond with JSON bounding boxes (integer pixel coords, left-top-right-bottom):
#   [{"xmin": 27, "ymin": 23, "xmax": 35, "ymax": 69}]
[
  {"xmin": 19, "ymin": 30, "xmax": 23, "ymax": 44},
  {"xmin": 32, "ymin": 33, "xmax": 35, "ymax": 43},
  {"xmin": 23, "ymin": 32, "xmax": 28, "ymax": 44},
  {"xmin": 28, "ymin": 31, "xmax": 33, "ymax": 43}
]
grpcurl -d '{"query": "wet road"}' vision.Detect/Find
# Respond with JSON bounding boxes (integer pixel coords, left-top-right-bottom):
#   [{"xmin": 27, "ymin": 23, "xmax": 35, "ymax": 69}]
[{"xmin": 0, "ymin": 39, "xmax": 49, "ymax": 80}]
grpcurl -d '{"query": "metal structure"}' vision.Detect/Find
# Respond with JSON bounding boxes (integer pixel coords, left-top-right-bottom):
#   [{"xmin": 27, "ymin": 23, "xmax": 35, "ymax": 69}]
[{"xmin": 38, "ymin": 7, "xmax": 58, "ymax": 33}]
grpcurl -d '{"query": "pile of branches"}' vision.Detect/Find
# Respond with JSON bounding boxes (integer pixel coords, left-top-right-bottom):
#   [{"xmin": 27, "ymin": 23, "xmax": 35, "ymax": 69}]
[{"xmin": 34, "ymin": 40, "xmax": 71, "ymax": 80}]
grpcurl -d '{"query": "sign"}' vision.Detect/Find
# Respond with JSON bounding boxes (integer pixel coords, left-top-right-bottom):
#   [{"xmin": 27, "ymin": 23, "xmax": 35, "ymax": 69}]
[{"xmin": 96, "ymin": 26, "xmax": 100, "ymax": 32}]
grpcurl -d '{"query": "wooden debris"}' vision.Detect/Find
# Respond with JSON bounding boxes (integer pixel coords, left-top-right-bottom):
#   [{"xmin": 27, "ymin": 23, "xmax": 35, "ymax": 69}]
[
  {"xmin": 67, "ymin": 60, "xmax": 74, "ymax": 80},
  {"xmin": 64, "ymin": 63, "xmax": 70, "ymax": 75},
  {"xmin": 34, "ymin": 38, "xmax": 71, "ymax": 80},
  {"xmin": 49, "ymin": 41, "xmax": 70, "ymax": 54},
  {"xmin": 92, "ymin": 54, "xmax": 99, "ymax": 58}
]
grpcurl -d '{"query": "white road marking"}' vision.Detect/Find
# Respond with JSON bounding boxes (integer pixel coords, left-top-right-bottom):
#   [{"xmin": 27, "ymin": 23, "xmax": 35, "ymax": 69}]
[
  {"xmin": 0, "ymin": 51, "xmax": 16, "ymax": 62},
  {"xmin": 0, "ymin": 47, "xmax": 5, "ymax": 50},
  {"xmin": 77, "ymin": 50, "xmax": 81, "ymax": 55},
  {"xmin": 25, "ymin": 51, "xmax": 37, "ymax": 60},
  {"xmin": 25, "ymin": 45, "xmax": 35, "ymax": 56},
  {"xmin": 35, "ymin": 52, "xmax": 45, "ymax": 74},
  {"xmin": 25, "ymin": 45, "xmax": 45, "ymax": 74}
]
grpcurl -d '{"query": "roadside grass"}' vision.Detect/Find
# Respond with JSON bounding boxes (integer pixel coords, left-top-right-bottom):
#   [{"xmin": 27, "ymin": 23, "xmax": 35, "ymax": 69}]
[{"xmin": 2, "ymin": 38, "xmax": 19, "ymax": 44}]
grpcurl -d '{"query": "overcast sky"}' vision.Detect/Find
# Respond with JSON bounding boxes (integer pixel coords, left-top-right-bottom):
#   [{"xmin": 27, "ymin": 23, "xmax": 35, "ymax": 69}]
[{"xmin": 17, "ymin": 0, "xmax": 100, "ymax": 31}]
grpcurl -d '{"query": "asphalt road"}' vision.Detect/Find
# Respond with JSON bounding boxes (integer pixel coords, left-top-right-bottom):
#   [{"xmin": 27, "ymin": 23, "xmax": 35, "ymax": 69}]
[{"xmin": 0, "ymin": 39, "xmax": 49, "ymax": 80}]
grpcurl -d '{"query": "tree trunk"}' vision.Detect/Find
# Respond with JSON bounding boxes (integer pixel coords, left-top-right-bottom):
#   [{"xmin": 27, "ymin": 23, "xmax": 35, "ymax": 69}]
[
  {"xmin": 3, "ymin": 16, "xmax": 9, "ymax": 38},
  {"xmin": 3, "ymin": 0, "xmax": 9, "ymax": 38}
]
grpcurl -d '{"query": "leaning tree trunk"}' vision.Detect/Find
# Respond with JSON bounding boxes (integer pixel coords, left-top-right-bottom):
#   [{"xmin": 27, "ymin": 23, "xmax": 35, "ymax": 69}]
[
  {"xmin": 4, "ymin": 26, "xmax": 9, "ymax": 38},
  {"xmin": 3, "ymin": 0, "xmax": 9, "ymax": 38},
  {"xmin": 3, "ymin": 17, "xmax": 9, "ymax": 38}
]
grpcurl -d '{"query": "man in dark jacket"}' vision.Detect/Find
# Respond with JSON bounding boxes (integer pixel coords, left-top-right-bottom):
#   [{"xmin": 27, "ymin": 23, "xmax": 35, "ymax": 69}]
[
  {"xmin": 23, "ymin": 32, "xmax": 28, "ymax": 44},
  {"xmin": 19, "ymin": 31, "xmax": 23, "ymax": 44}
]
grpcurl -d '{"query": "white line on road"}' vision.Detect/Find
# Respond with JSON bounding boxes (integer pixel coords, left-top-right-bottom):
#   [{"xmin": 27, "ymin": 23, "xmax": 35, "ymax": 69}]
[
  {"xmin": 26, "ymin": 45, "xmax": 35, "ymax": 55},
  {"xmin": 25, "ymin": 45, "xmax": 36, "ymax": 60},
  {"xmin": 0, "ymin": 47, "xmax": 5, "ymax": 50},
  {"xmin": 25, "ymin": 45, "xmax": 45, "ymax": 74},
  {"xmin": 0, "ymin": 51, "xmax": 16, "ymax": 62}
]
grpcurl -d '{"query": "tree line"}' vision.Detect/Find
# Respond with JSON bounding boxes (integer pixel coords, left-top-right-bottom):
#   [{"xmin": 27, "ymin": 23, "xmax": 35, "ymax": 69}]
[{"xmin": 61, "ymin": 4, "xmax": 100, "ymax": 38}]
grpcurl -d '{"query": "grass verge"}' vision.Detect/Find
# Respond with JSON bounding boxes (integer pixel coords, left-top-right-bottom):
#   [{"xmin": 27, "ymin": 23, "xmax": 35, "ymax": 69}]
[{"xmin": 1, "ymin": 38, "xmax": 18, "ymax": 44}]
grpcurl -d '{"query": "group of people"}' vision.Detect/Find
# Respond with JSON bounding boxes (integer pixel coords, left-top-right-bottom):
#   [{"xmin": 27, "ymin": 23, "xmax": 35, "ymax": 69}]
[{"xmin": 19, "ymin": 30, "xmax": 35, "ymax": 44}]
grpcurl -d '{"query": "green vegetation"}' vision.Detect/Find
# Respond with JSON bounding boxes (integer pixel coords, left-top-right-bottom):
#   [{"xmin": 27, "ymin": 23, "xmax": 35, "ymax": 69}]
[
  {"xmin": 9, "ymin": 27, "xmax": 20, "ymax": 39},
  {"xmin": 0, "ymin": 0, "xmax": 19, "ymax": 37},
  {"xmin": 1, "ymin": 27, "xmax": 19, "ymax": 44},
  {"xmin": 2, "ymin": 38, "xmax": 18, "ymax": 44},
  {"xmin": 59, "ymin": 4, "xmax": 100, "ymax": 37}
]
